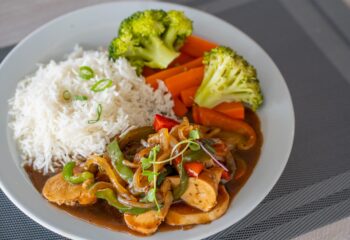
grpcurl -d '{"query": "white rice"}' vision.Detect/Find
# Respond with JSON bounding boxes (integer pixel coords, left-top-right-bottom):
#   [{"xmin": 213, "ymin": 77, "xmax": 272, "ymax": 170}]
[{"xmin": 8, "ymin": 46, "xmax": 175, "ymax": 174}]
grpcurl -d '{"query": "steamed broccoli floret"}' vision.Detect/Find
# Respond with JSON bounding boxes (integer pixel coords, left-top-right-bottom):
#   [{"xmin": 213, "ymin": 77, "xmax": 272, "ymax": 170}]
[
  {"xmin": 194, "ymin": 46, "xmax": 263, "ymax": 111},
  {"xmin": 164, "ymin": 10, "xmax": 193, "ymax": 50},
  {"xmin": 109, "ymin": 10, "xmax": 193, "ymax": 73}
]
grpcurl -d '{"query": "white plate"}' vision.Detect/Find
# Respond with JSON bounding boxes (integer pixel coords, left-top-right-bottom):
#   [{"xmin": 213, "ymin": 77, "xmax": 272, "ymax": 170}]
[{"xmin": 0, "ymin": 1, "xmax": 294, "ymax": 240}]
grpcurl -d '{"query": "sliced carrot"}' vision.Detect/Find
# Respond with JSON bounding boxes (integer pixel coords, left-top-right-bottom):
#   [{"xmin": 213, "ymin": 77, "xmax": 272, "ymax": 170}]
[
  {"xmin": 234, "ymin": 157, "xmax": 247, "ymax": 180},
  {"xmin": 165, "ymin": 66, "xmax": 204, "ymax": 97},
  {"xmin": 214, "ymin": 102, "xmax": 245, "ymax": 120},
  {"xmin": 173, "ymin": 97, "xmax": 188, "ymax": 117},
  {"xmin": 192, "ymin": 104, "xmax": 200, "ymax": 124},
  {"xmin": 194, "ymin": 105, "xmax": 256, "ymax": 149},
  {"xmin": 146, "ymin": 57, "xmax": 203, "ymax": 89},
  {"xmin": 184, "ymin": 162, "xmax": 204, "ymax": 177},
  {"xmin": 180, "ymin": 86, "xmax": 198, "ymax": 107},
  {"xmin": 180, "ymin": 35, "xmax": 218, "ymax": 57},
  {"xmin": 169, "ymin": 52, "xmax": 195, "ymax": 67},
  {"xmin": 142, "ymin": 66, "xmax": 158, "ymax": 77}
]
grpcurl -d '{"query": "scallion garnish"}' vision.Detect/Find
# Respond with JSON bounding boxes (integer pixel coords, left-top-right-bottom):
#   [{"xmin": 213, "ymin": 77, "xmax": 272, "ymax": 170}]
[
  {"xmin": 90, "ymin": 79, "xmax": 113, "ymax": 92},
  {"xmin": 62, "ymin": 90, "xmax": 71, "ymax": 101},
  {"xmin": 74, "ymin": 95, "xmax": 88, "ymax": 101},
  {"xmin": 88, "ymin": 104, "xmax": 102, "ymax": 124},
  {"xmin": 79, "ymin": 66, "xmax": 95, "ymax": 80}
]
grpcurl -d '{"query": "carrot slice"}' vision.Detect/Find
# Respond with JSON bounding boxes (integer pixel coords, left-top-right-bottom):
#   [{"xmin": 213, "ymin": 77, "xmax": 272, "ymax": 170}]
[
  {"xmin": 169, "ymin": 52, "xmax": 195, "ymax": 67},
  {"xmin": 173, "ymin": 97, "xmax": 188, "ymax": 117},
  {"xmin": 165, "ymin": 66, "xmax": 204, "ymax": 97},
  {"xmin": 193, "ymin": 105, "xmax": 256, "ymax": 149},
  {"xmin": 180, "ymin": 86, "xmax": 198, "ymax": 107},
  {"xmin": 180, "ymin": 35, "xmax": 218, "ymax": 57},
  {"xmin": 146, "ymin": 57, "xmax": 203, "ymax": 89},
  {"xmin": 214, "ymin": 102, "xmax": 245, "ymax": 120},
  {"xmin": 192, "ymin": 104, "xmax": 200, "ymax": 124}
]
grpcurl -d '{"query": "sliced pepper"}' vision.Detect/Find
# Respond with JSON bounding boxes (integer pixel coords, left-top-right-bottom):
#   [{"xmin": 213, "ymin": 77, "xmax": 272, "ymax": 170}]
[
  {"xmin": 184, "ymin": 162, "xmax": 204, "ymax": 177},
  {"xmin": 96, "ymin": 188, "xmax": 150, "ymax": 215},
  {"xmin": 118, "ymin": 126, "xmax": 155, "ymax": 149},
  {"xmin": 107, "ymin": 140, "xmax": 134, "ymax": 184},
  {"xmin": 62, "ymin": 161, "xmax": 94, "ymax": 184},
  {"xmin": 156, "ymin": 165, "xmax": 174, "ymax": 187},
  {"xmin": 173, "ymin": 156, "xmax": 189, "ymax": 199},
  {"xmin": 153, "ymin": 114, "xmax": 179, "ymax": 131},
  {"xmin": 182, "ymin": 149, "xmax": 210, "ymax": 163}
]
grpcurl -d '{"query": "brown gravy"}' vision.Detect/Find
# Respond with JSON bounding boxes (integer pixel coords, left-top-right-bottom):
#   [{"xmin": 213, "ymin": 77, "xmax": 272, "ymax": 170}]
[{"xmin": 25, "ymin": 108, "xmax": 262, "ymax": 235}]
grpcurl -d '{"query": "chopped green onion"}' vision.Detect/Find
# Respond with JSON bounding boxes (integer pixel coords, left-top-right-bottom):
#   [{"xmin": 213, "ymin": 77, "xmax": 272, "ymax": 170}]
[
  {"xmin": 88, "ymin": 104, "xmax": 102, "ymax": 124},
  {"xmin": 62, "ymin": 90, "xmax": 71, "ymax": 101},
  {"xmin": 79, "ymin": 66, "xmax": 95, "ymax": 80},
  {"xmin": 74, "ymin": 95, "xmax": 88, "ymax": 101},
  {"xmin": 91, "ymin": 79, "xmax": 113, "ymax": 92}
]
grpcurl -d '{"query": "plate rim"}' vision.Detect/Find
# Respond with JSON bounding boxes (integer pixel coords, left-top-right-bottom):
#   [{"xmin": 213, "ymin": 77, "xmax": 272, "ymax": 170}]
[{"xmin": 0, "ymin": 1, "xmax": 295, "ymax": 240}]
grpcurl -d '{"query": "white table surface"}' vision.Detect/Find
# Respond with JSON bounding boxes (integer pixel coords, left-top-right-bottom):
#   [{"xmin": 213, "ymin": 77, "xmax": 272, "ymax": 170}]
[{"xmin": 1, "ymin": 0, "xmax": 350, "ymax": 239}]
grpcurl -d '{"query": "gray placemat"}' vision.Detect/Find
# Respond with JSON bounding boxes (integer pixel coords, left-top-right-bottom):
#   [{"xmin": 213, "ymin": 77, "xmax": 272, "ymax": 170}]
[{"xmin": 1, "ymin": 0, "xmax": 350, "ymax": 239}]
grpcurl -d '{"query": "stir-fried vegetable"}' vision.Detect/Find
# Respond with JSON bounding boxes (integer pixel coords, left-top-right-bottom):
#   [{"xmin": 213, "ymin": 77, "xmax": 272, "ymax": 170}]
[
  {"xmin": 193, "ymin": 105, "xmax": 256, "ymax": 150},
  {"xmin": 96, "ymin": 188, "xmax": 151, "ymax": 215},
  {"xmin": 62, "ymin": 161, "xmax": 94, "ymax": 184},
  {"xmin": 184, "ymin": 162, "xmax": 204, "ymax": 177},
  {"xmin": 173, "ymin": 156, "xmax": 189, "ymax": 199},
  {"xmin": 182, "ymin": 149, "xmax": 209, "ymax": 162},
  {"xmin": 119, "ymin": 126, "xmax": 155, "ymax": 149},
  {"xmin": 107, "ymin": 140, "xmax": 134, "ymax": 184},
  {"xmin": 85, "ymin": 156, "xmax": 133, "ymax": 199},
  {"xmin": 153, "ymin": 114, "xmax": 179, "ymax": 131}
]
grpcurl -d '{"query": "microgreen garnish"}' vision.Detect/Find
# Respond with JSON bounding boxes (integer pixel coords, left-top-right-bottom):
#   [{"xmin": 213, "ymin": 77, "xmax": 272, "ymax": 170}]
[
  {"xmin": 142, "ymin": 170, "xmax": 159, "ymax": 182},
  {"xmin": 189, "ymin": 129, "xmax": 200, "ymax": 151},
  {"xmin": 140, "ymin": 145, "xmax": 161, "ymax": 211}
]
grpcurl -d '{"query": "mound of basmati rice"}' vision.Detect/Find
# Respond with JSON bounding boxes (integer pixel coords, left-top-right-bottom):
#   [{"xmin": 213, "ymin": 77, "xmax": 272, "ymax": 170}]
[{"xmin": 8, "ymin": 46, "xmax": 175, "ymax": 174}]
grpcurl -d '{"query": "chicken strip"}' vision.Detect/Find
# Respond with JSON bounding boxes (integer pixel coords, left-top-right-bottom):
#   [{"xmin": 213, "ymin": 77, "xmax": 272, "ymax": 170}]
[
  {"xmin": 167, "ymin": 167, "xmax": 223, "ymax": 212},
  {"xmin": 165, "ymin": 185, "xmax": 229, "ymax": 225},
  {"xmin": 124, "ymin": 179, "xmax": 173, "ymax": 235},
  {"xmin": 42, "ymin": 173, "xmax": 95, "ymax": 206}
]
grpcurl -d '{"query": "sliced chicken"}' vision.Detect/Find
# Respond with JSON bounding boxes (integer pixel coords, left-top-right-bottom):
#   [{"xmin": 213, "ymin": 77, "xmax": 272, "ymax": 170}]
[
  {"xmin": 165, "ymin": 185, "xmax": 229, "ymax": 225},
  {"xmin": 167, "ymin": 167, "xmax": 223, "ymax": 212},
  {"xmin": 42, "ymin": 173, "xmax": 95, "ymax": 206},
  {"xmin": 124, "ymin": 179, "xmax": 173, "ymax": 235}
]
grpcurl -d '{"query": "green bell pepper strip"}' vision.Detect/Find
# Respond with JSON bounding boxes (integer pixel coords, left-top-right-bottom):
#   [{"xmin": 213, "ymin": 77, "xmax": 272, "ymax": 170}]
[
  {"xmin": 182, "ymin": 149, "xmax": 210, "ymax": 163},
  {"xmin": 118, "ymin": 126, "xmax": 155, "ymax": 149},
  {"xmin": 62, "ymin": 161, "xmax": 94, "ymax": 184},
  {"xmin": 107, "ymin": 140, "xmax": 134, "ymax": 184},
  {"xmin": 156, "ymin": 165, "xmax": 174, "ymax": 187},
  {"xmin": 96, "ymin": 188, "xmax": 151, "ymax": 215},
  {"xmin": 173, "ymin": 158, "xmax": 189, "ymax": 200}
]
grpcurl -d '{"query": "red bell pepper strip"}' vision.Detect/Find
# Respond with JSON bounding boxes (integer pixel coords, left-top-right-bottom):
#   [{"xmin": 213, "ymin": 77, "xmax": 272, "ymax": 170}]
[
  {"xmin": 153, "ymin": 114, "xmax": 179, "ymax": 131},
  {"xmin": 184, "ymin": 162, "xmax": 204, "ymax": 177}
]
